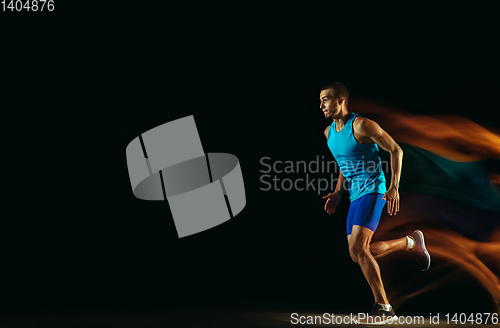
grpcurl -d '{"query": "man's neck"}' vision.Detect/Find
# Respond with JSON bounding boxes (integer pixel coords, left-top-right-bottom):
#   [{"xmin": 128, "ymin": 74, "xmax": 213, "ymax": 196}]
[{"xmin": 333, "ymin": 110, "xmax": 350, "ymax": 130}]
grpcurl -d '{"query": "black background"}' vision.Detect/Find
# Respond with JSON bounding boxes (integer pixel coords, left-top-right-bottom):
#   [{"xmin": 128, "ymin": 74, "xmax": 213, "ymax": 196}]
[{"xmin": 1, "ymin": 2, "xmax": 499, "ymax": 323}]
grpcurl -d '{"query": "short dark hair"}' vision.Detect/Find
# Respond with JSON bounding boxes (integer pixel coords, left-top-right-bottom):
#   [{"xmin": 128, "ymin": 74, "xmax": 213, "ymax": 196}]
[{"xmin": 320, "ymin": 82, "xmax": 349, "ymax": 107}]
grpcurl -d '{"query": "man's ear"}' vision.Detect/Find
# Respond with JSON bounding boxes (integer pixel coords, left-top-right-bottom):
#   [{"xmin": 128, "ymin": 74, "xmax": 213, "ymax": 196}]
[{"xmin": 338, "ymin": 97, "xmax": 344, "ymax": 105}]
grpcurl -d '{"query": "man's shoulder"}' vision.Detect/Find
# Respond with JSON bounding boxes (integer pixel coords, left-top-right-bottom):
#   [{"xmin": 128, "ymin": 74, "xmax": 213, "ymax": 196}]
[
  {"xmin": 353, "ymin": 115, "xmax": 376, "ymax": 130},
  {"xmin": 324, "ymin": 125, "xmax": 331, "ymax": 139},
  {"xmin": 353, "ymin": 114, "xmax": 368, "ymax": 125},
  {"xmin": 352, "ymin": 115, "xmax": 384, "ymax": 138}
]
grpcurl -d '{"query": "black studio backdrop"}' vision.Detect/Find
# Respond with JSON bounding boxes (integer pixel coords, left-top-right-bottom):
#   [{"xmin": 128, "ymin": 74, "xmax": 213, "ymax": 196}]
[
  {"xmin": 8, "ymin": 71, "xmax": 498, "ymax": 314},
  {"xmin": 2, "ymin": 2, "xmax": 500, "ymax": 317},
  {"xmin": 98, "ymin": 74, "xmax": 500, "ymax": 315}
]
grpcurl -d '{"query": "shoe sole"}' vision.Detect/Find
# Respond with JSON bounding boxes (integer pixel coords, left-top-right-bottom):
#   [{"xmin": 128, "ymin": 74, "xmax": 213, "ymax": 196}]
[
  {"xmin": 354, "ymin": 315, "xmax": 398, "ymax": 325},
  {"xmin": 414, "ymin": 230, "xmax": 431, "ymax": 271}
]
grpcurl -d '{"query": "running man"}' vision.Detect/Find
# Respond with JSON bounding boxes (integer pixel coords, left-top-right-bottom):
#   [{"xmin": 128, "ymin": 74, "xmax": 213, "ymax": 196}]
[{"xmin": 320, "ymin": 82, "xmax": 431, "ymax": 324}]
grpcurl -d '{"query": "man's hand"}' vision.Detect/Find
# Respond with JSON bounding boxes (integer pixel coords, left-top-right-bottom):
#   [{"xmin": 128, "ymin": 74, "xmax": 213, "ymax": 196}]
[
  {"xmin": 323, "ymin": 192, "xmax": 341, "ymax": 215},
  {"xmin": 382, "ymin": 187, "xmax": 399, "ymax": 216}
]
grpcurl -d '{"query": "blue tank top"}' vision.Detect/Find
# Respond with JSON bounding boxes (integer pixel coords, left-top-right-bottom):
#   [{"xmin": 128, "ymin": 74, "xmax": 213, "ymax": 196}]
[{"xmin": 327, "ymin": 112, "xmax": 386, "ymax": 202}]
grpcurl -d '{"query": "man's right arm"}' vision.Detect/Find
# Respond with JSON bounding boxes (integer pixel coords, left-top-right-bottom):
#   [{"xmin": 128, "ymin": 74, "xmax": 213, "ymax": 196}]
[
  {"xmin": 334, "ymin": 170, "xmax": 346, "ymax": 196},
  {"xmin": 324, "ymin": 124, "xmax": 346, "ymax": 196},
  {"xmin": 323, "ymin": 171, "xmax": 345, "ymax": 214},
  {"xmin": 323, "ymin": 125, "xmax": 346, "ymax": 214}
]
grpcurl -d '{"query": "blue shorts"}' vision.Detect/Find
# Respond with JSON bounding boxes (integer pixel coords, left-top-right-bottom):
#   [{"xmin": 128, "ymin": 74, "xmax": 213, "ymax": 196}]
[{"xmin": 346, "ymin": 193, "xmax": 386, "ymax": 236}]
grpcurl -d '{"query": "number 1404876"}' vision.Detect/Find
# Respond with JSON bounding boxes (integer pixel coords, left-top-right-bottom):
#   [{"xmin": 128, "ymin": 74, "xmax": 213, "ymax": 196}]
[{"xmin": 2, "ymin": 0, "xmax": 54, "ymax": 11}]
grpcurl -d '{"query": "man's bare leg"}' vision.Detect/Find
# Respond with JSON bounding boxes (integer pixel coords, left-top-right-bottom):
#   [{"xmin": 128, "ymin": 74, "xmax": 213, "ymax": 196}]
[
  {"xmin": 370, "ymin": 237, "xmax": 407, "ymax": 259},
  {"xmin": 368, "ymin": 231, "xmax": 431, "ymax": 271},
  {"xmin": 348, "ymin": 225, "xmax": 389, "ymax": 305}
]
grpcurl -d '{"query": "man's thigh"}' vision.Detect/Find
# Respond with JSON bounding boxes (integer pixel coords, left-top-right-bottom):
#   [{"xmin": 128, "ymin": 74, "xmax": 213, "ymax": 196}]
[
  {"xmin": 348, "ymin": 193, "xmax": 385, "ymax": 241},
  {"xmin": 349, "ymin": 225, "xmax": 374, "ymax": 248}
]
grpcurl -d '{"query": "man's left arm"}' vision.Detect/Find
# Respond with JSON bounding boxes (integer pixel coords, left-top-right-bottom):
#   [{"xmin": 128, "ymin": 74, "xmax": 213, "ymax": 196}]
[{"xmin": 356, "ymin": 118, "xmax": 403, "ymax": 216}]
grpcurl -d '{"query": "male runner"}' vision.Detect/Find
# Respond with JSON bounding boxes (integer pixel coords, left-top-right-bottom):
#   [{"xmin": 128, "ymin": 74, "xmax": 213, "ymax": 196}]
[{"xmin": 320, "ymin": 82, "xmax": 431, "ymax": 324}]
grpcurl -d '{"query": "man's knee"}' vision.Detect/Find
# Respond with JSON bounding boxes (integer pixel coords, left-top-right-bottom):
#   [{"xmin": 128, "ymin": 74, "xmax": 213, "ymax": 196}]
[{"xmin": 349, "ymin": 243, "xmax": 370, "ymax": 263}]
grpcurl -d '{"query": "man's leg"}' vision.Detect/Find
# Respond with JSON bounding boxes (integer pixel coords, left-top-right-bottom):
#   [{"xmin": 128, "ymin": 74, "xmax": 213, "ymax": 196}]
[
  {"xmin": 347, "ymin": 229, "xmax": 408, "ymax": 260},
  {"xmin": 346, "ymin": 235, "xmax": 409, "ymax": 267},
  {"xmin": 347, "ymin": 194, "xmax": 403, "ymax": 324},
  {"xmin": 369, "ymin": 231, "xmax": 431, "ymax": 270},
  {"xmin": 349, "ymin": 224, "xmax": 389, "ymax": 305},
  {"xmin": 370, "ymin": 237, "xmax": 407, "ymax": 259},
  {"xmin": 346, "ymin": 193, "xmax": 430, "ymax": 265}
]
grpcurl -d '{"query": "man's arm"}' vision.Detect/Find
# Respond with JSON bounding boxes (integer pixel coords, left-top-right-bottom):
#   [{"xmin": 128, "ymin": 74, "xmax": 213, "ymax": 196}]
[
  {"xmin": 323, "ymin": 169, "xmax": 346, "ymax": 214},
  {"xmin": 334, "ymin": 169, "xmax": 346, "ymax": 196},
  {"xmin": 354, "ymin": 117, "xmax": 403, "ymax": 216},
  {"xmin": 323, "ymin": 125, "xmax": 346, "ymax": 214},
  {"xmin": 324, "ymin": 124, "xmax": 347, "ymax": 194}
]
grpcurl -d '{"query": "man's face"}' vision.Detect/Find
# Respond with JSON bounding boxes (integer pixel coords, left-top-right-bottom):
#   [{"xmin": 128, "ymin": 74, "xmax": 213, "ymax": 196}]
[{"xmin": 319, "ymin": 89, "xmax": 342, "ymax": 119}]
